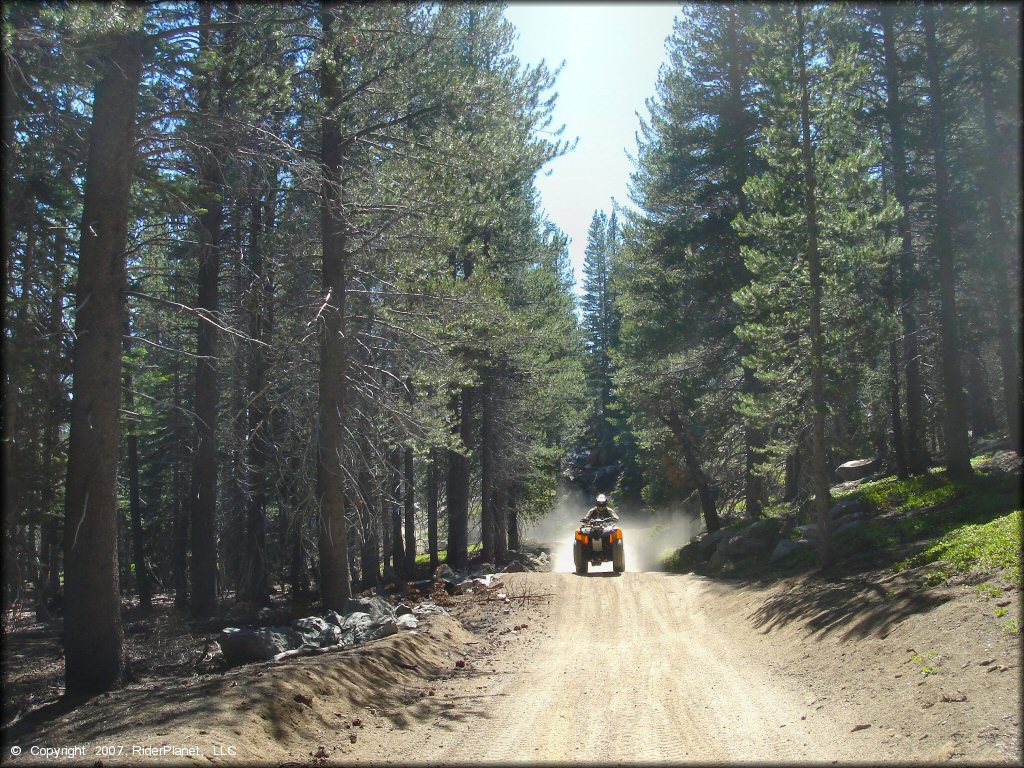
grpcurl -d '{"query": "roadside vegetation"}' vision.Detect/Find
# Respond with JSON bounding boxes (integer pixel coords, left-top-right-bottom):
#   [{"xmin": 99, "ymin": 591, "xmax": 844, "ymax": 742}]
[{"xmin": 662, "ymin": 451, "xmax": 1022, "ymax": 594}]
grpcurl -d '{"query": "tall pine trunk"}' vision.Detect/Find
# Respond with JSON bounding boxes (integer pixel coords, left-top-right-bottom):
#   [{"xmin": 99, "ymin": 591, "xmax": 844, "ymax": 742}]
[
  {"xmin": 880, "ymin": 6, "xmax": 929, "ymax": 475},
  {"xmin": 923, "ymin": 7, "xmax": 972, "ymax": 478},
  {"xmin": 123, "ymin": 322, "xmax": 150, "ymax": 611},
  {"xmin": 62, "ymin": 23, "xmax": 142, "ymax": 695},
  {"xmin": 667, "ymin": 411, "xmax": 720, "ymax": 533},
  {"xmin": 188, "ymin": 3, "xmax": 228, "ymax": 617},
  {"xmin": 316, "ymin": 6, "xmax": 353, "ymax": 610},
  {"xmin": 796, "ymin": 5, "xmax": 833, "ymax": 568},
  {"xmin": 975, "ymin": 5, "xmax": 1023, "ymax": 453},
  {"xmin": 480, "ymin": 375, "xmax": 495, "ymax": 562},
  {"xmin": 242, "ymin": 190, "xmax": 273, "ymax": 605},
  {"xmin": 403, "ymin": 443, "xmax": 416, "ymax": 577},
  {"xmin": 446, "ymin": 388, "xmax": 473, "ymax": 570},
  {"xmin": 426, "ymin": 448, "xmax": 439, "ymax": 570}
]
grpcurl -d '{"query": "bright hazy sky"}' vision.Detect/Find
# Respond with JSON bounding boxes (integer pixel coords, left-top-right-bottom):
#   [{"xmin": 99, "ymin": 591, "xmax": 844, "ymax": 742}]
[{"xmin": 503, "ymin": 2, "xmax": 682, "ymax": 292}]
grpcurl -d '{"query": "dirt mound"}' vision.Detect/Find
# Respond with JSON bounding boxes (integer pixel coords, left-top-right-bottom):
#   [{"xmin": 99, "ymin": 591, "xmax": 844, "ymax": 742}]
[{"xmin": 4, "ymin": 613, "xmax": 473, "ymax": 765}]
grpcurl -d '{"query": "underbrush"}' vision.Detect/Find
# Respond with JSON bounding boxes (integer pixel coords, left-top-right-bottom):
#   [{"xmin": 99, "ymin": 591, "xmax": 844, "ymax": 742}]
[
  {"xmin": 834, "ymin": 469, "xmax": 1020, "ymax": 563},
  {"xmin": 895, "ymin": 510, "xmax": 1022, "ymax": 587}
]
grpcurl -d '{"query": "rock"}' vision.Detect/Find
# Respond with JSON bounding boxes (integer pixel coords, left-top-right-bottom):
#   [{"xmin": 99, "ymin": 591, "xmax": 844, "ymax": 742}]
[
  {"xmin": 833, "ymin": 516, "xmax": 865, "ymax": 538},
  {"xmin": 770, "ymin": 538, "xmax": 812, "ymax": 565},
  {"xmin": 218, "ymin": 627, "xmax": 302, "ymax": 666},
  {"xmin": 412, "ymin": 602, "xmax": 448, "ymax": 616},
  {"xmin": 395, "ymin": 603, "xmax": 414, "ymax": 616},
  {"xmin": 725, "ymin": 530, "xmax": 775, "ymax": 559},
  {"xmin": 828, "ymin": 496, "xmax": 869, "ymax": 520},
  {"xmin": 434, "ymin": 564, "xmax": 456, "ymax": 581},
  {"xmin": 707, "ymin": 548, "xmax": 728, "ymax": 572},
  {"xmin": 396, "ymin": 614, "xmax": 419, "ymax": 630},
  {"xmin": 836, "ymin": 458, "xmax": 882, "ymax": 481},
  {"xmin": 745, "ymin": 518, "xmax": 783, "ymax": 538},
  {"xmin": 794, "ymin": 523, "xmax": 820, "ymax": 540},
  {"xmin": 338, "ymin": 612, "xmax": 398, "ymax": 645},
  {"xmin": 502, "ymin": 560, "xmax": 527, "ymax": 573},
  {"xmin": 324, "ymin": 610, "xmax": 345, "ymax": 627},
  {"xmin": 293, "ymin": 615, "xmax": 330, "ymax": 635},
  {"xmin": 292, "ymin": 616, "xmax": 344, "ymax": 647},
  {"xmin": 342, "ymin": 596, "xmax": 396, "ymax": 622},
  {"xmin": 475, "ymin": 562, "xmax": 496, "ymax": 575}
]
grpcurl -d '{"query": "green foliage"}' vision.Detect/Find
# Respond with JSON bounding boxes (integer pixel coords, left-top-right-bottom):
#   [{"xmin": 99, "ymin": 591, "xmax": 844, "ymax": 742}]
[
  {"xmin": 896, "ymin": 510, "xmax": 1022, "ymax": 587},
  {"xmin": 909, "ymin": 650, "xmax": 942, "ymax": 676}
]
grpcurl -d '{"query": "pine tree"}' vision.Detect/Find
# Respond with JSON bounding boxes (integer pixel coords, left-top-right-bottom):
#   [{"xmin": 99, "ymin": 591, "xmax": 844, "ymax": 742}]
[{"xmin": 735, "ymin": 4, "xmax": 897, "ymax": 567}]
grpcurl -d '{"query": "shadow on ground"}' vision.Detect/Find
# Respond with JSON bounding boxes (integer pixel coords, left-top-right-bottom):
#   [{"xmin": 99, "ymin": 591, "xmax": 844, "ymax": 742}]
[{"xmin": 745, "ymin": 574, "xmax": 952, "ymax": 641}]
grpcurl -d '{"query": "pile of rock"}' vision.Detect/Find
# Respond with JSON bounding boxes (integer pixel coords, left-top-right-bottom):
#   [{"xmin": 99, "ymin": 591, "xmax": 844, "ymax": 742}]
[
  {"xmin": 217, "ymin": 596, "xmax": 446, "ymax": 667},
  {"xmin": 672, "ymin": 494, "xmax": 873, "ymax": 576}
]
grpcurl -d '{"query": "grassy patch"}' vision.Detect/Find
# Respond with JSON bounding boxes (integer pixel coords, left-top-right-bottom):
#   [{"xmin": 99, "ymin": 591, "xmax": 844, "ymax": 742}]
[
  {"xmin": 834, "ymin": 469, "xmax": 1020, "ymax": 565},
  {"xmin": 833, "ymin": 469, "xmax": 957, "ymax": 513},
  {"xmin": 414, "ymin": 542, "xmax": 482, "ymax": 567},
  {"xmin": 895, "ymin": 510, "xmax": 1022, "ymax": 587}
]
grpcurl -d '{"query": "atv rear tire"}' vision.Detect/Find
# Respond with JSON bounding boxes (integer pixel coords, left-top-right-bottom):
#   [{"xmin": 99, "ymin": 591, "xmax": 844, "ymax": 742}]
[
  {"xmin": 612, "ymin": 540, "xmax": 625, "ymax": 573},
  {"xmin": 573, "ymin": 541, "xmax": 588, "ymax": 575}
]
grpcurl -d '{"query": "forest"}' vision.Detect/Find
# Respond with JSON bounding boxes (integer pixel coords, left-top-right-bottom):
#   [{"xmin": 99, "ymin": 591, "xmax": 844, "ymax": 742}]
[{"xmin": 2, "ymin": 0, "xmax": 1020, "ymax": 713}]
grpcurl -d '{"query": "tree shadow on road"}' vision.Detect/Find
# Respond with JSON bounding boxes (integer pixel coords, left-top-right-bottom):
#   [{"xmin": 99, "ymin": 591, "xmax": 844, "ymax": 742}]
[{"xmin": 745, "ymin": 572, "xmax": 952, "ymax": 641}]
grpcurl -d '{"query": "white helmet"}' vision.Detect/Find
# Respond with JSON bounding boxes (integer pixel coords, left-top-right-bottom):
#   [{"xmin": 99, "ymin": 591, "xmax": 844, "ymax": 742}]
[{"xmin": 596, "ymin": 494, "xmax": 607, "ymax": 506}]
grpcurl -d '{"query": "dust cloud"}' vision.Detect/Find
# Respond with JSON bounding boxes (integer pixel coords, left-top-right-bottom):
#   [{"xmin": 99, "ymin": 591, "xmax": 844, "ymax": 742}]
[{"xmin": 521, "ymin": 483, "xmax": 705, "ymax": 573}]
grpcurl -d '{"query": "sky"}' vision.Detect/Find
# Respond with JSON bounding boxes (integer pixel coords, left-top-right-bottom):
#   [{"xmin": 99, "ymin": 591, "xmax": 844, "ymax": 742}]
[{"xmin": 502, "ymin": 2, "xmax": 683, "ymax": 293}]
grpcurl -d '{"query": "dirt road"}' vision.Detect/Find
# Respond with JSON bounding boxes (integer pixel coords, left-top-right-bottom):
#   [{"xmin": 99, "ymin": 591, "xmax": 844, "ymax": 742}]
[
  {"xmin": 8, "ymin": 567, "xmax": 1019, "ymax": 764},
  {"xmin": 361, "ymin": 570, "xmax": 897, "ymax": 763}
]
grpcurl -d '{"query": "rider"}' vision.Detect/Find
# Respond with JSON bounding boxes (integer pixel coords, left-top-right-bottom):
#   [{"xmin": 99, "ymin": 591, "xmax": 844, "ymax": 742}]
[{"xmin": 584, "ymin": 493, "xmax": 619, "ymax": 522}]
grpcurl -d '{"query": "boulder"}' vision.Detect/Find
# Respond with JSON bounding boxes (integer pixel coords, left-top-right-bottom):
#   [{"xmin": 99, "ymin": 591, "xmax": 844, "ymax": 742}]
[
  {"xmin": 292, "ymin": 616, "xmax": 342, "ymax": 648},
  {"xmin": 769, "ymin": 538, "xmax": 812, "ymax": 565},
  {"xmin": 502, "ymin": 560, "xmax": 527, "ymax": 573},
  {"xmin": 394, "ymin": 603, "xmax": 414, "ymax": 616},
  {"xmin": 338, "ymin": 612, "xmax": 399, "ymax": 645},
  {"xmin": 324, "ymin": 610, "xmax": 345, "ymax": 627},
  {"xmin": 218, "ymin": 627, "xmax": 302, "ymax": 666},
  {"xmin": 412, "ymin": 602, "xmax": 448, "ymax": 616},
  {"xmin": 828, "ymin": 496, "xmax": 869, "ymax": 520},
  {"xmin": 745, "ymin": 518, "xmax": 783, "ymax": 538},
  {"xmin": 474, "ymin": 562, "xmax": 496, "ymax": 575},
  {"xmin": 434, "ymin": 564, "xmax": 456, "ymax": 581},
  {"xmin": 794, "ymin": 523, "xmax": 820, "ymax": 541},
  {"xmin": 725, "ymin": 531, "xmax": 775, "ymax": 560},
  {"xmin": 836, "ymin": 458, "xmax": 882, "ymax": 481},
  {"xmin": 342, "ymin": 596, "xmax": 396, "ymax": 622},
  {"xmin": 707, "ymin": 548, "xmax": 728, "ymax": 572},
  {"xmin": 396, "ymin": 614, "xmax": 419, "ymax": 630}
]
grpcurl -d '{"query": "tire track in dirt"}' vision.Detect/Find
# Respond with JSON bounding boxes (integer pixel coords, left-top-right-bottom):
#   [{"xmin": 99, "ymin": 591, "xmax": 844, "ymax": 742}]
[{"xmin": 356, "ymin": 571, "xmax": 890, "ymax": 764}]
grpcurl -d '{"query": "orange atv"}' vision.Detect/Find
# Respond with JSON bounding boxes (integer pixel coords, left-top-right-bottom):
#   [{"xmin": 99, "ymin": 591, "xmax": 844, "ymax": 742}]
[{"xmin": 573, "ymin": 516, "xmax": 625, "ymax": 575}]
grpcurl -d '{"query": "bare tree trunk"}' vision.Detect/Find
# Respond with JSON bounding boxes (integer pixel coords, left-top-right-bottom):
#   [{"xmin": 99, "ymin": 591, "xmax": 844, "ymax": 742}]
[
  {"xmin": 403, "ymin": 444, "xmax": 416, "ymax": 577},
  {"xmin": 242, "ymin": 190, "xmax": 273, "ymax": 605},
  {"xmin": 966, "ymin": 345, "xmax": 997, "ymax": 437},
  {"xmin": 923, "ymin": 7, "xmax": 972, "ymax": 478},
  {"xmin": 123, "ymin": 322, "xmax": 150, "ymax": 612},
  {"xmin": 172, "ymin": 365, "xmax": 189, "ymax": 608},
  {"xmin": 796, "ymin": 5, "xmax": 833, "ymax": 568},
  {"xmin": 426, "ymin": 448, "xmax": 439, "ymax": 570},
  {"xmin": 446, "ymin": 388, "xmax": 473, "ymax": 570},
  {"xmin": 480, "ymin": 376, "xmax": 495, "ymax": 562},
  {"xmin": 881, "ymin": 5, "xmax": 929, "ymax": 475},
  {"xmin": 315, "ymin": 5, "xmax": 353, "ymax": 610},
  {"xmin": 188, "ymin": 3, "xmax": 229, "ymax": 617},
  {"xmin": 976, "ymin": 5, "xmax": 1023, "ymax": 453},
  {"xmin": 389, "ymin": 447, "xmax": 405, "ymax": 572},
  {"xmin": 62, "ymin": 23, "xmax": 142, "ymax": 695},
  {"xmin": 666, "ymin": 411, "xmax": 720, "ymax": 534}
]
